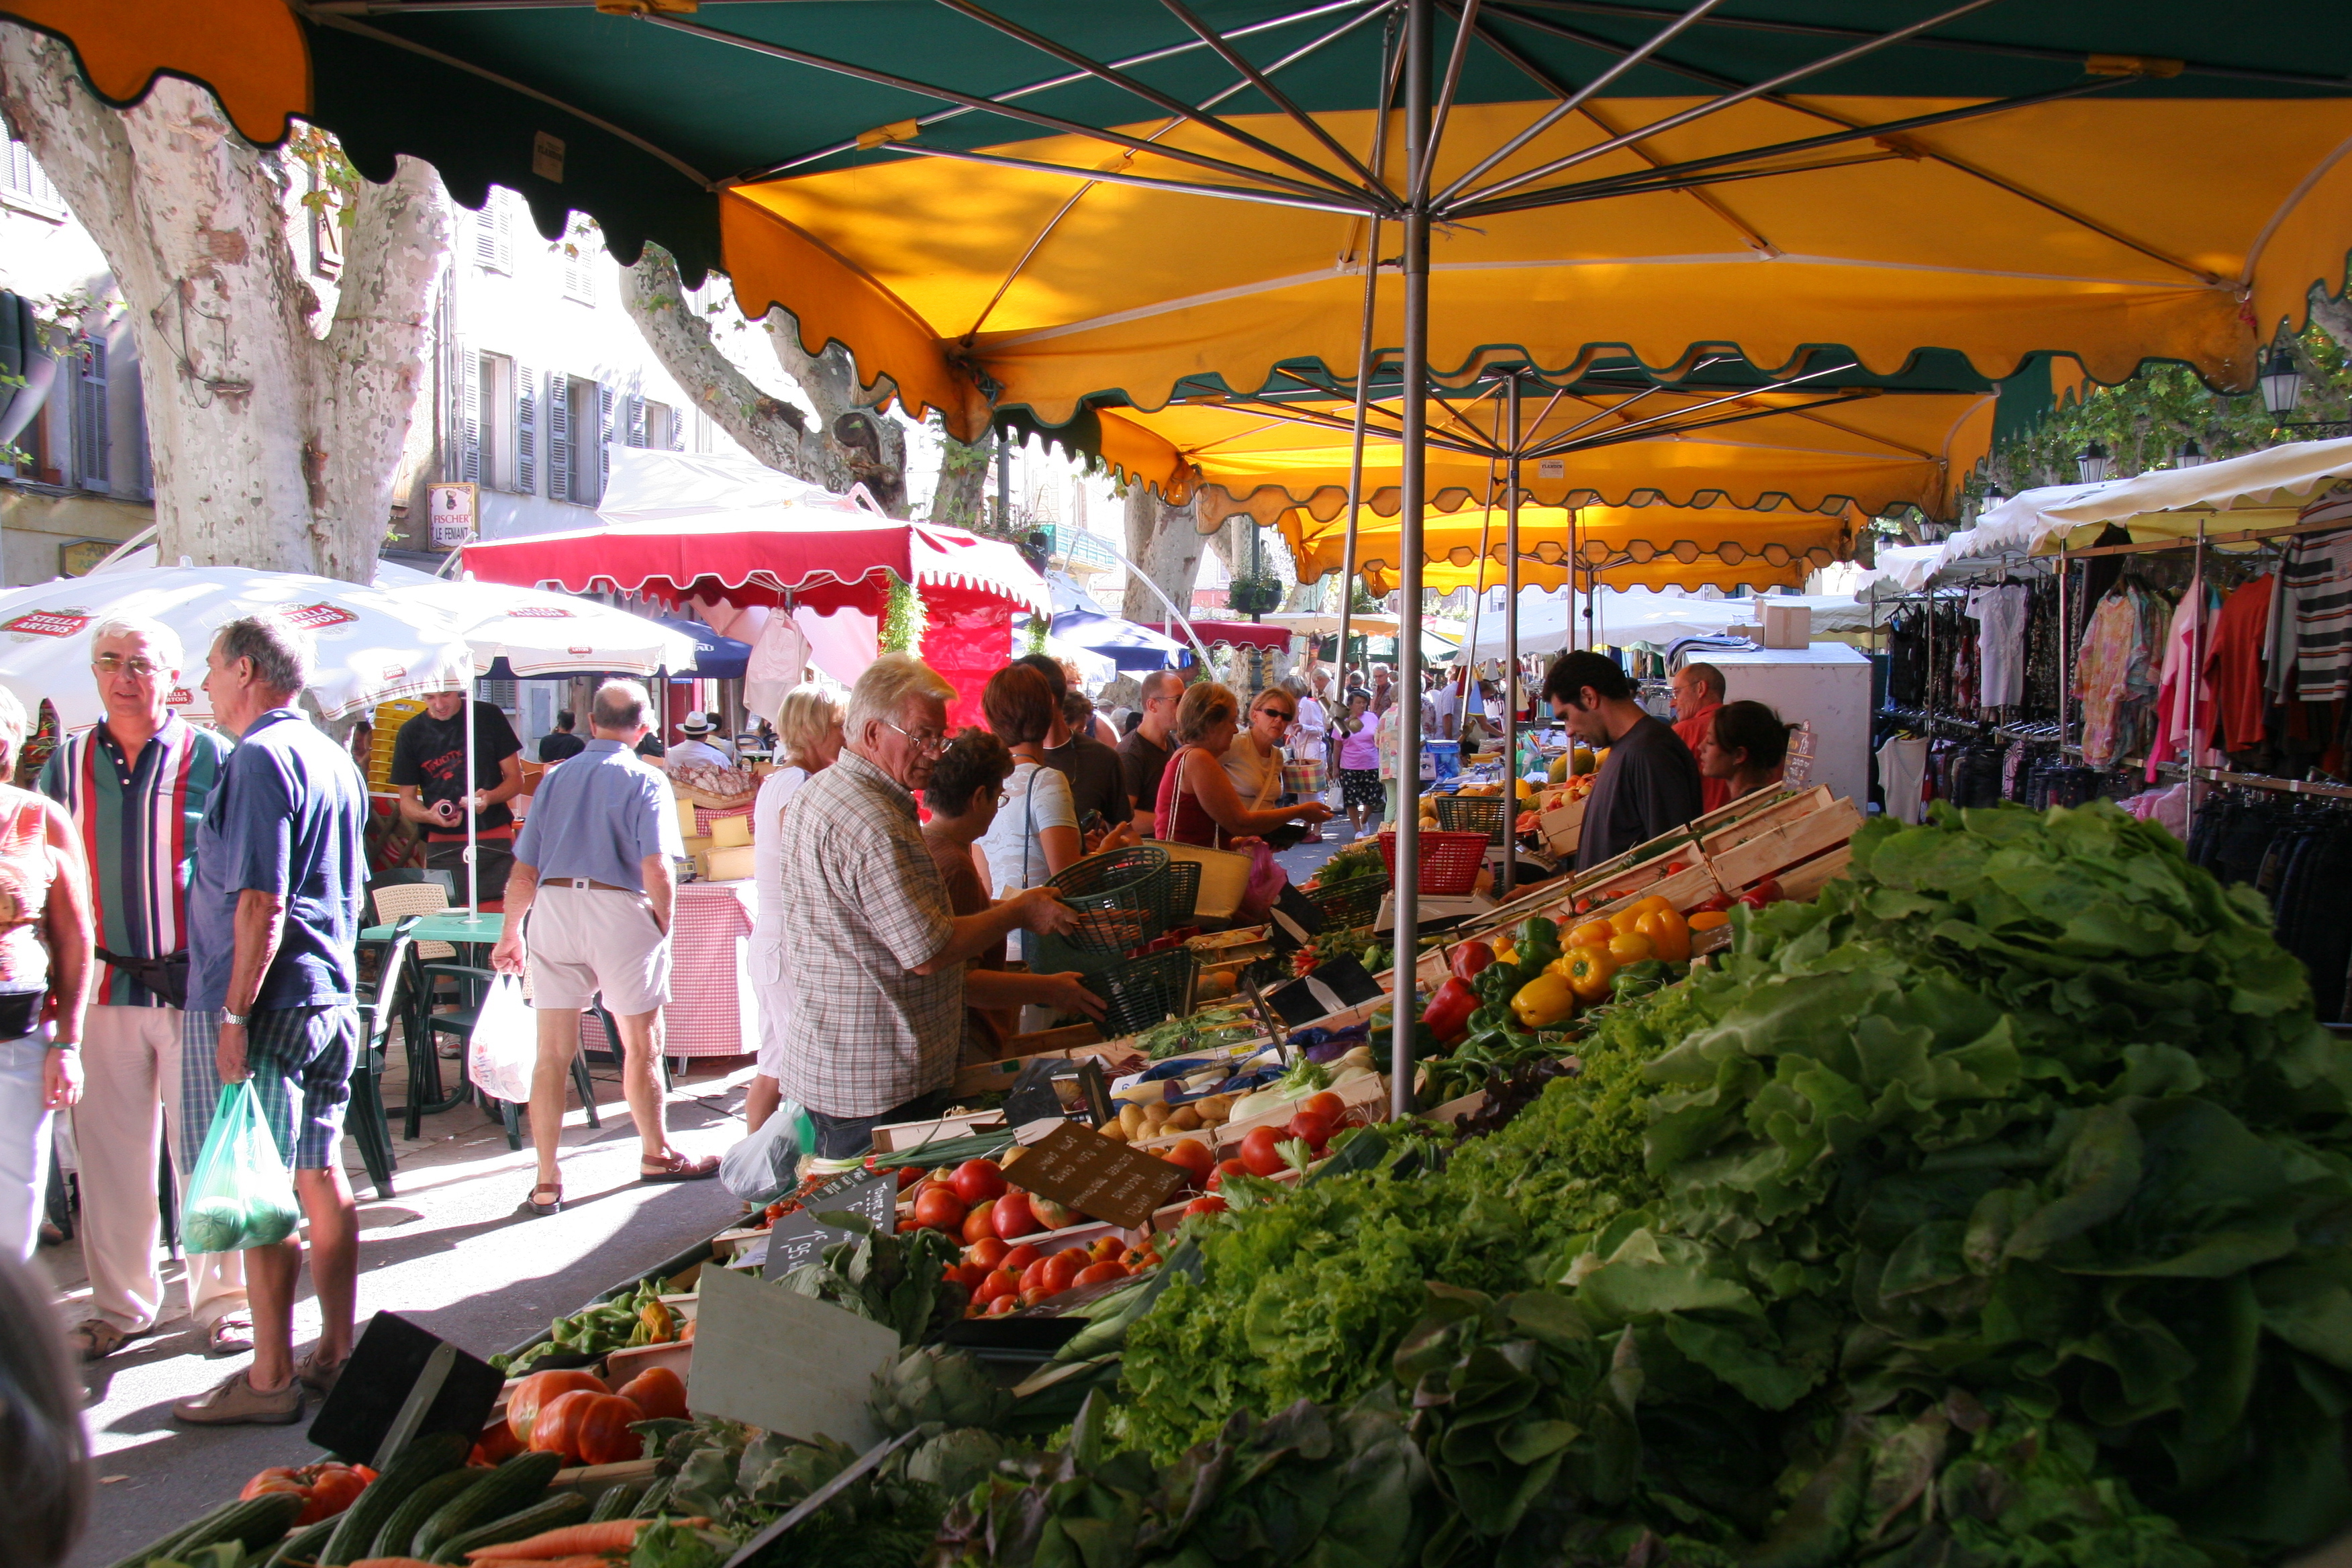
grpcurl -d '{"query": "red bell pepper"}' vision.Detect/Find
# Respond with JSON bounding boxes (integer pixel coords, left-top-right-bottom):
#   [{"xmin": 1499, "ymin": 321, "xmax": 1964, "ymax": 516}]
[
  {"xmin": 1693, "ymin": 892, "xmax": 1732, "ymax": 914},
  {"xmin": 1734, "ymin": 878, "xmax": 1785, "ymax": 910},
  {"xmin": 1448, "ymin": 940, "xmax": 1496, "ymax": 981},
  {"xmin": 1421, "ymin": 977, "xmax": 1479, "ymax": 1043}
]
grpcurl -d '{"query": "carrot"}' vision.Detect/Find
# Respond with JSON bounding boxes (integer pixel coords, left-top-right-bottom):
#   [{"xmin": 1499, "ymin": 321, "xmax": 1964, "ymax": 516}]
[
  {"xmin": 350, "ymin": 1559, "xmax": 446, "ymax": 1568},
  {"xmin": 454, "ymin": 1559, "xmax": 618, "ymax": 1568},
  {"xmin": 467, "ymin": 1520, "xmax": 711, "ymax": 1561}
]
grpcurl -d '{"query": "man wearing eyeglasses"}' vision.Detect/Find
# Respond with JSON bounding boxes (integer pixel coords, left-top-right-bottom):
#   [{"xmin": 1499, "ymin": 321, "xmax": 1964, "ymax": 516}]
[
  {"xmin": 774, "ymin": 654, "xmax": 1081, "ymax": 1157},
  {"xmin": 41, "ymin": 617, "xmax": 248, "ymax": 1362}
]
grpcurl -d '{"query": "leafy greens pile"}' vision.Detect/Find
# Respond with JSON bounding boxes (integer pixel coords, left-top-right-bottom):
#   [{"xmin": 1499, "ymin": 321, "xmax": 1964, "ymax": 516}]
[{"xmin": 1050, "ymin": 803, "xmax": 2352, "ymax": 1566}]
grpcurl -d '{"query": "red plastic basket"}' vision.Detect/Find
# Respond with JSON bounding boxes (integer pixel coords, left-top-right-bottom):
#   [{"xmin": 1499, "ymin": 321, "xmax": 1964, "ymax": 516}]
[{"xmin": 1377, "ymin": 828, "xmax": 1489, "ymax": 896}]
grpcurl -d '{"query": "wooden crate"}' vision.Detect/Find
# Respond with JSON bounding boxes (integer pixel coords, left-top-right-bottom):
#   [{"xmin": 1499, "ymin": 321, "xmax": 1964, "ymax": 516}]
[
  {"xmin": 1706, "ymin": 794, "xmax": 1861, "ymax": 893},
  {"xmin": 1771, "ymin": 842, "xmax": 1855, "ymax": 903},
  {"xmin": 950, "ymin": 1035, "xmax": 1134, "ymax": 1099},
  {"xmin": 870, "ymin": 1109, "xmax": 1009, "ymax": 1155},
  {"xmin": 1536, "ymin": 794, "xmax": 1587, "ymax": 856},
  {"xmin": 1585, "ymin": 859, "xmax": 1726, "ymax": 924},
  {"xmin": 1695, "ymin": 785, "xmax": 1832, "ymax": 861}
]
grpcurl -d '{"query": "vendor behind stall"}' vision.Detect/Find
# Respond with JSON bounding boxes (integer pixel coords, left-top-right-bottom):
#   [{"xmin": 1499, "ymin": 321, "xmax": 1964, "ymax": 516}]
[{"xmin": 1543, "ymin": 650, "xmax": 1702, "ymax": 872}]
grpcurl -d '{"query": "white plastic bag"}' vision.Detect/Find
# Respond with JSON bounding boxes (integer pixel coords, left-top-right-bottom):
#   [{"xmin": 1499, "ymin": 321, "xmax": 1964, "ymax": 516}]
[
  {"xmin": 467, "ymin": 975, "xmax": 537, "ymax": 1104},
  {"xmin": 720, "ymin": 1103, "xmax": 815, "ymax": 1204}
]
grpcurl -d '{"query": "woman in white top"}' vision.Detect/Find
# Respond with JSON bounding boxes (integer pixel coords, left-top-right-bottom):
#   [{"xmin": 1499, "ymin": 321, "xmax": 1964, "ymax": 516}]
[
  {"xmin": 1221, "ymin": 685, "xmax": 1293, "ymax": 810},
  {"xmin": 1293, "ymin": 673, "xmax": 1329, "ymax": 768},
  {"xmin": 976, "ymin": 665, "xmax": 1079, "ymax": 957},
  {"xmin": 745, "ymin": 687, "xmax": 842, "ymax": 1134}
]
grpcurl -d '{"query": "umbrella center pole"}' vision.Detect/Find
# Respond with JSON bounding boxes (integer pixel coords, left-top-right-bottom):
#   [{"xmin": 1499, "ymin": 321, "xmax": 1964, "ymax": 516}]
[
  {"xmin": 1389, "ymin": 0, "xmax": 1432, "ymax": 1124},
  {"xmin": 1502, "ymin": 369, "xmax": 1522, "ymax": 899}
]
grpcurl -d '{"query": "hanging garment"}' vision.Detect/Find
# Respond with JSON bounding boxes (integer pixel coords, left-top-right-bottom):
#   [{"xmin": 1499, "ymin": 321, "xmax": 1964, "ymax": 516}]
[
  {"xmin": 2278, "ymin": 516, "xmax": 2352, "ymax": 702},
  {"xmin": 1965, "ymin": 582, "xmax": 2030, "ymax": 709},
  {"xmin": 1877, "ymin": 735, "xmax": 1929, "ymax": 825},
  {"xmin": 2073, "ymin": 586, "xmax": 2162, "ymax": 768},
  {"xmin": 2204, "ymin": 574, "xmax": 2275, "ymax": 753},
  {"xmin": 2146, "ymin": 578, "xmax": 2214, "ymax": 782}
]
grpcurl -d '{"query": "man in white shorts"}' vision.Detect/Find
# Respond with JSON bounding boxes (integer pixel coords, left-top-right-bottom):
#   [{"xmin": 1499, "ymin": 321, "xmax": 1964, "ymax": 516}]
[{"xmin": 490, "ymin": 679, "xmax": 717, "ymax": 1215}]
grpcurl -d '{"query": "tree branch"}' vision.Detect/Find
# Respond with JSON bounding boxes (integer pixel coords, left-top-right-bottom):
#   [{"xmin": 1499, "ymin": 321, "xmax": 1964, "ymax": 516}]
[{"xmin": 618, "ymin": 243, "xmax": 817, "ymax": 480}]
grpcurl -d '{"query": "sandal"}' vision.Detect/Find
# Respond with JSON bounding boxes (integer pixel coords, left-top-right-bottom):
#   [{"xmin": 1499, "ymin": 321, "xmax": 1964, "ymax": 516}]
[
  {"xmin": 526, "ymin": 1181, "xmax": 564, "ymax": 1216},
  {"xmin": 638, "ymin": 1151, "xmax": 720, "ymax": 1184},
  {"xmin": 67, "ymin": 1318, "xmax": 133, "ymax": 1362},
  {"xmin": 207, "ymin": 1316, "xmax": 255, "ymax": 1357}
]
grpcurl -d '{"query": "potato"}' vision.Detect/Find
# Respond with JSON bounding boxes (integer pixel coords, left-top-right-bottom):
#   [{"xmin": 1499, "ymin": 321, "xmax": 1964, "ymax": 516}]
[
  {"xmin": 1118, "ymin": 1104, "xmax": 1148, "ymax": 1140},
  {"xmin": 1165, "ymin": 1104, "xmax": 1203, "ymax": 1132},
  {"xmin": 1195, "ymin": 1093, "xmax": 1233, "ymax": 1126},
  {"xmin": 1142, "ymin": 1101, "xmax": 1173, "ymax": 1130},
  {"xmin": 1001, "ymin": 1142, "xmax": 1030, "ymax": 1167},
  {"xmin": 1099, "ymin": 1121, "xmax": 1130, "ymax": 1143}
]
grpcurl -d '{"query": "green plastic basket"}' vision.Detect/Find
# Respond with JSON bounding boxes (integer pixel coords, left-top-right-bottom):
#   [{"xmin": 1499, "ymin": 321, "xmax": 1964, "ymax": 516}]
[
  {"xmin": 1163, "ymin": 859, "xmax": 1202, "ymax": 925},
  {"xmin": 1049, "ymin": 844, "xmax": 1175, "ymax": 956},
  {"xmin": 1306, "ymin": 875, "xmax": 1386, "ymax": 929},
  {"xmin": 1093, "ymin": 946, "xmax": 1198, "ymax": 1038}
]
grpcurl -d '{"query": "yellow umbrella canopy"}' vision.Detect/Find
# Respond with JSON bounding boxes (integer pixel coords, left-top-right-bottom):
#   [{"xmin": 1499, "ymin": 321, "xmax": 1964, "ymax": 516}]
[
  {"xmin": 1323, "ymin": 501, "xmax": 1849, "ymax": 593},
  {"xmin": 36, "ymin": 1, "xmax": 2352, "ymax": 437},
  {"xmin": 1052, "ymin": 358, "xmax": 1995, "ymax": 524}
]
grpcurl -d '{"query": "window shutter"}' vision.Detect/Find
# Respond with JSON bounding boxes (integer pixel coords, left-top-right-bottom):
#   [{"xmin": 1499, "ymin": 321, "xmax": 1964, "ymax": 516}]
[
  {"xmin": 595, "ymin": 382, "xmax": 614, "ymax": 502},
  {"xmin": 458, "ymin": 343, "xmax": 481, "ymax": 485},
  {"xmin": 475, "ymin": 192, "xmax": 511, "ymax": 274},
  {"xmin": 546, "ymin": 372, "xmax": 571, "ymax": 503},
  {"xmin": 667, "ymin": 402, "xmax": 684, "ymax": 450},
  {"xmin": 514, "ymin": 361, "xmax": 536, "ymax": 495},
  {"xmin": 73, "ymin": 337, "xmax": 107, "ymax": 487},
  {"xmin": 623, "ymin": 392, "xmax": 646, "ymax": 449}
]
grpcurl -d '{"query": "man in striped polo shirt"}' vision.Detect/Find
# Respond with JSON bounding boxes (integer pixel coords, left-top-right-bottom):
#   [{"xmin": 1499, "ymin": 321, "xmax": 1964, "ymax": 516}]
[{"xmin": 41, "ymin": 615, "xmax": 247, "ymax": 1361}]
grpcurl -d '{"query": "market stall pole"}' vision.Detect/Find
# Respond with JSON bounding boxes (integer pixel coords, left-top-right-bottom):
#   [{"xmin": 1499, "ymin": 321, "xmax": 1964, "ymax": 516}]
[
  {"xmin": 1388, "ymin": 0, "xmax": 1430, "ymax": 1120},
  {"xmin": 1502, "ymin": 369, "xmax": 1520, "ymax": 899}
]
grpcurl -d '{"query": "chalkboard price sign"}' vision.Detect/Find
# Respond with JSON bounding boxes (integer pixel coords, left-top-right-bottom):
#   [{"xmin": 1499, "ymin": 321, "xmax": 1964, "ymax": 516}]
[
  {"xmin": 1001, "ymin": 1120, "xmax": 1187, "ymax": 1230},
  {"xmin": 761, "ymin": 1173, "xmax": 897, "ymax": 1281}
]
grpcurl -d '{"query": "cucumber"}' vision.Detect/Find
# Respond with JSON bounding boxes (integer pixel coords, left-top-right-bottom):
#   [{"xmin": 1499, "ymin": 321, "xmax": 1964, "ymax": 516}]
[
  {"xmin": 320, "ymin": 1431, "xmax": 469, "ymax": 1566},
  {"xmin": 428, "ymin": 1492, "xmax": 591, "ymax": 1565},
  {"xmin": 628, "ymin": 1476, "xmax": 673, "ymax": 1519},
  {"xmin": 371, "ymin": 1467, "xmax": 488, "ymax": 1560},
  {"xmin": 411, "ymin": 1451, "xmax": 561, "ymax": 1561},
  {"xmin": 175, "ymin": 1493, "xmax": 307, "ymax": 1559},
  {"xmin": 263, "ymin": 1517, "xmax": 339, "ymax": 1568},
  {"xmin": 587, "ymin": 1481, "xmax": 643, "ymax": 1523}
]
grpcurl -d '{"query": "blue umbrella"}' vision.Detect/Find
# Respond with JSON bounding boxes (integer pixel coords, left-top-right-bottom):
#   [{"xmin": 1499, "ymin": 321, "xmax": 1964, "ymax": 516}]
[
  {"xmin": 654, "ymin": 616, "xmax": 751, "ymax": 679},
  {"xmin": 1046, "ymin": 572, "xmax": 1184, "ymax": 672}
]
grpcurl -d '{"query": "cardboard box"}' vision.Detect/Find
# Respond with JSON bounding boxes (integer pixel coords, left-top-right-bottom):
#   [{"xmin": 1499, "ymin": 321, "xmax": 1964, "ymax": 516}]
[
  {"xmin": 699, "ymin": 844, "xmax": 756, "ymax": 882},
  {"xmin": 1759, "ymin": 603, "xmax": 1812, "ymax": 649},
  {"xmin": 709, "ymin": 813, "xmax": 754, "ymax": 849}
]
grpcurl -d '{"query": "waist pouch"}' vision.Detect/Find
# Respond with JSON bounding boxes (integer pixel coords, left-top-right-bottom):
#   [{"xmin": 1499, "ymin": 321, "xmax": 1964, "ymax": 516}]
[
  {"xmin": 0, "ymin": 985, "xmax": 47, "ymax": 1038},
  {"xmin": 97, "ymin": 947, "xmax": 189, "ymax": 1010}
]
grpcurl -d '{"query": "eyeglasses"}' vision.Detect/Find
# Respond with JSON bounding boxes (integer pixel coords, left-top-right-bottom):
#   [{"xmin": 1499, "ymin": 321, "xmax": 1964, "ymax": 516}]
[
  {"xmin": 93, "ymin": 656, "xmax": 167, "ymax": 679},
  {"xmin": 882, "ymin": 718, "xmax": 950, "ymax": 754}
]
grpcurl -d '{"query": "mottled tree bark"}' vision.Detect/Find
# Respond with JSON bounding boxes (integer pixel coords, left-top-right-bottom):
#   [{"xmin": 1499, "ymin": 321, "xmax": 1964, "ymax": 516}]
[{"xmin": 0, "ymin": 28, "xmax": 447, "ymax": 581}]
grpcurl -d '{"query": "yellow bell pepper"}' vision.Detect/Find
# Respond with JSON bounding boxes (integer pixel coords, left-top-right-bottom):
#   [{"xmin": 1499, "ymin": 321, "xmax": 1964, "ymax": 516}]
[
  {"xmin": 1560, "ymin": 944, "xmax": 1616, "ymax": 1003},
  {"xmin": 1608, "ymin": 930, "xmax": 1656, "ymax": 965},
  {"xmin": 1635, "ymin": 893, "xmax": 1674, "ymax": 918},
  {"xmin": 1569, "ymin": 919, "xmax": 1616, "ymax": 950},
  {"xmin": 1511, "ymin": 973, "xmax": 1579, "ymax": 1028},
  {"xmin": 1493, "ymin": 939, "xmax": 1518, "ymax": 966},
  {"xmin": 1634, "ymin": 906, "xmax": 1691, "ymax": 963}
]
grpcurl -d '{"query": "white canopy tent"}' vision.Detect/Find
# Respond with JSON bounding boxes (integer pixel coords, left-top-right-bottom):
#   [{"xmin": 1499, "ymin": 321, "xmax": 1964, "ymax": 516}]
[{"xmin": 1463, "ymin": 587, "xmax": 1875, "ymax": 660}]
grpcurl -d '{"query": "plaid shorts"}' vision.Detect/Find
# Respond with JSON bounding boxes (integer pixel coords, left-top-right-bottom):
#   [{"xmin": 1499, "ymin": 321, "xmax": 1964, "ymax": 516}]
[{"xmin": 181, "ymin": 1006, "xmax": 362, "ymax": 1172}]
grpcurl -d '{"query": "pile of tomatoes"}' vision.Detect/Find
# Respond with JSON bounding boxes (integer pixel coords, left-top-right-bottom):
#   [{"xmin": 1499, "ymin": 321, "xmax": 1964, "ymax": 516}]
[
  {"xmin": 238, "ymin": 1461, "xmax": 374, "ymax": 1526},
  {"xmin": 949, "ymin": 1232, "xmax": 1165, "ymax": 1317}
]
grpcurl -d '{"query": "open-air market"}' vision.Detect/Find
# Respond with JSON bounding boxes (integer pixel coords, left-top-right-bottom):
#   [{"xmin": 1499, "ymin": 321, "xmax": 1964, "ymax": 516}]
[{"xmin": 11, "ymin": 5, "xmax": 2352, "ymax": 1567}]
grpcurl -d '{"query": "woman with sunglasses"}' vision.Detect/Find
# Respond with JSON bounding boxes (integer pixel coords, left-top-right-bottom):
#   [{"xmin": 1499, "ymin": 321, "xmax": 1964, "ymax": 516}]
[{"xmin": 1222, "ymin": 686, "xmax": 1298, "ymax": 815}]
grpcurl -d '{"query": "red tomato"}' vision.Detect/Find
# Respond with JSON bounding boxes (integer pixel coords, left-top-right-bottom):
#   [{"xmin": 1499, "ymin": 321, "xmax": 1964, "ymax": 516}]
[
  {"xmin": 895, "ymin": 1165, "xmax": 926, "ymax": 1190},
  {"xmin": 1042, "ymin": 1251, "xmax": 1086, "ymax": 1294},
  {"xmin": 912, "ymin": 1186, "xmax": 968, "ymax": 1232},
  {"xmin": 966, "ymin": 1236, "xmax": 1010, "ymax": 1271},
  {"xmin": 1185, "ymin": 1193, "xmax": 1228, "ymax": 1219},
  {"xmin": 962, "ymin": 1198, "xmax": 997, "ymax": 1245},
  {"xmin": 469, "ymin": 1420, "xmax": 522, "ymax": 1468},
  {"xmin": 1001, "ymin": 1243, "xmax": 1042, "ymax": 1275},
  {"xmin": 974, "ymin": 1267, "xmax": 1019, "ymax": 1306},
  {"xmin": 1207, "ymin": 1158, "xmax": 1248, "ymax": 1192},
  {"xmin": 1285, "ymin": 1110, "xmax": 1336, "ymax": 1153},
  {"xmin": 506, "ymin": 1368, "xmax": 607, "ymax": 1446},
  {"xmin": 528, "ymin": 1388, "xmax": 601, "ymax": 1462},
  {"xmin": 1089, "ymin": 1236, "xmax": 1123, "ymax": 1263},
  {"xmin": 1159, "ymin": 1138, "xmax": 1215, "ymax": 1187},
  {"xmin": 1238, "ymin": 1125, "xmax": 1287, "ymax": 1178},
  {"xmin": 241, "ymin": 1463, "xmax": 373, "ymax": 1528},
  {"xmin": 987, "ymin": 1293, "xmax": 1019, "ymax": 1316},
  {"xmin": 1018, "ymin": 1285, "xmax": 1054, "ymax": 1308},
  {"xmin": 1301, "ymin": 1092, "xmax": 1345, "ymax": 1123},
  {"xmin": 949, "ymin": 1159, "xmax": 1008, "ymax": 1206},
  {"xmin": 616, "ymin": 1366, "xmax": 687, "ymax": 1422},
  {"xmin": 1018, "ymin": 1258, "xmax": 1055, "ymax": 1296},
  {"xmin": 992, "ymin": 1189, "xmax": 1040, "ymax": 1240},
  {"xmin": 1073, "ymin": 1260, "xmax": 1129, "ymax": 1287}
]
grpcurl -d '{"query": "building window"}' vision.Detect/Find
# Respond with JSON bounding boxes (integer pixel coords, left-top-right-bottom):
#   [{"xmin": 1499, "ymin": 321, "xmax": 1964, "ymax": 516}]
[
  {"xmin": 560, "ymin": 223, "xmax": 599, "ymax": 305},
  {"xmin": 556, "ymin": 375, "xmax": 608, "ymax": 505},
  {"xmin": 0, "ymin": 119, "xmax": 62, "ymax": 217},
  {"xmin": 474, "ymin": 189, "xmax": 511, "ymax": 275},
  {"xmin": 478, "ymin": 352, "xmax": 515, "ymax": 491},
  {"xmin": 643, "ymin": 399, "xmax": 683, "ymax": 451},
  {"xmin": 72, "ymin": 336, "xmax": 107, "ymax": 490}
]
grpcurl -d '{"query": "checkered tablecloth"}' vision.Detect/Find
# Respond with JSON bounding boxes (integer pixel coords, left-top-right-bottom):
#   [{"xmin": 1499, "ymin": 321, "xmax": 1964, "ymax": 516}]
[{"xmin": 579, "ymin": 879, "xmax": 758, "ymax": 1059}]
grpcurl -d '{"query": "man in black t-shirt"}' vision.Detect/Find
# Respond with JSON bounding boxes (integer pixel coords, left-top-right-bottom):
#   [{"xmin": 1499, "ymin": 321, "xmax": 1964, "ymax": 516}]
[
  {"xmin": 389, "ymin": 691, "xmax": 525, "ymax": 906},
  {"xmin": 538, "ymin": 709, "xmax": 585, "ymax": 763},
  {"xmin": 1118, "ymin": 669, "xmax": 1185, "ymax": 834},
  {"xmin": 1542, "ymin": 651, "xmax": 1702, "ymax": 873}
]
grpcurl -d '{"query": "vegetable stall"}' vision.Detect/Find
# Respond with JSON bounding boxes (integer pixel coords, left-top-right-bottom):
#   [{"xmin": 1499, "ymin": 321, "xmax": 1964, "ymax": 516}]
[{"xmin": 105, "ymin": 782, "xmax": 2352, "ymax": 1568}]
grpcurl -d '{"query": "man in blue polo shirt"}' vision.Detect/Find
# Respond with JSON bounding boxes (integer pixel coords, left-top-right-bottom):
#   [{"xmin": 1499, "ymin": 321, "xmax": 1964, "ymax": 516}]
[
  {"xmin": 172, "ymin": 614, "xmax": 368, "ymax": 1426},
  {"xmin": 491, "ymin": 678, "xmax": 714, "ymax": 1218}
]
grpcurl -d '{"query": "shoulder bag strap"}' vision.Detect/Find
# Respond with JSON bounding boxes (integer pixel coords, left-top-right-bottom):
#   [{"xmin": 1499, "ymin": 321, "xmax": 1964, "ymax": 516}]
[{"xmin": 1170, "ymin": 746, "xmax": 1224, "ymax": 850}]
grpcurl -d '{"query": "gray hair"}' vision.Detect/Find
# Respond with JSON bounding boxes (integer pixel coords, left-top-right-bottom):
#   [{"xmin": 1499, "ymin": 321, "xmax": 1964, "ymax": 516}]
[
  {"xmin": 845, "ymin": 652, "xmax": 954, "ymax": 742},
  {"xmin": 212, "ymin": 614, "xmax": 310, "ymax": 698},
  {"xmin": 591, "ymin": 679, "xmax": 651, "ymax": 732},
  {"xmin": 1140, "ymin": 669, "xmax": 1185, "ymax": 705},
  {"xmin": 0, "ymin": 686, "xmax": 26, "ymax": 771},
  {"xmin": 90, "ymin": 614, "xmax": 184, "ymax": 673}
]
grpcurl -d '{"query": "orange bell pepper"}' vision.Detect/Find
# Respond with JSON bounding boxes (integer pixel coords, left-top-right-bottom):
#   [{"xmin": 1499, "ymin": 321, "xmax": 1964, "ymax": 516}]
[
  {"xmin": 1560, "ymin": 944, "xmax": 1616, "ymax": 1003},
  {"xmin": 1633, "ymin": 907, "xmax": 1691, "ymax": 963},
  {"xmin": 1608, "ymin": 908, "xmax": 1646, "ymax": 937},
  {"xmin": 1688, "ymin": 910, "xmax": 1730, "ymax": 932},
  {"xmin": 1569, "ymin": 918, "xmax": 1616, "ymax": 950}
]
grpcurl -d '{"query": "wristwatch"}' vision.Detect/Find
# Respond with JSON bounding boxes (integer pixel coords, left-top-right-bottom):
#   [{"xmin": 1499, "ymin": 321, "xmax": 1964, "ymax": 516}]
[{"xmin": 222, "ymin": 1009, "xmax": 250, "ymax": 1030}]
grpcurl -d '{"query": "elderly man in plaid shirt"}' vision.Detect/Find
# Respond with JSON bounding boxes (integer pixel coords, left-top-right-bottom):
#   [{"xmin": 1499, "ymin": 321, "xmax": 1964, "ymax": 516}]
[{"xmin": 775, "ymin": 654, "xmax": 1080, "ymax": 1157}]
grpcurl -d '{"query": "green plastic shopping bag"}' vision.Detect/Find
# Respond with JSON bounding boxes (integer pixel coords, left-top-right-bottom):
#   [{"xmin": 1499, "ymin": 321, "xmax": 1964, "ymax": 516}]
[{"xmin": 180, "ymin": 1081, "xmax": 302, "ymax": 1253}]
